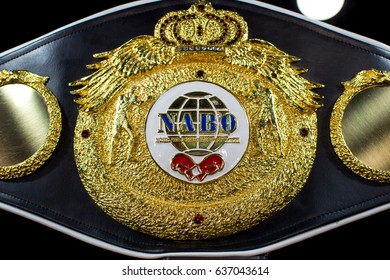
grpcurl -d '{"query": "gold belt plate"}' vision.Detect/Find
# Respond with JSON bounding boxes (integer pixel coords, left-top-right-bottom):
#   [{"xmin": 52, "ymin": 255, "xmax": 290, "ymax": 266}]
[{"xmin": 71, "ymin": 0, "xmax": 323, "ymax": 240}]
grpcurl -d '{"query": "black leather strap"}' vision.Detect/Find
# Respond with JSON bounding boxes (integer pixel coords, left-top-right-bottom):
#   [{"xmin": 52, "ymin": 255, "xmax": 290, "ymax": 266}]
[{"xmin": 1, "ymin": 0, "xmax": 390, "ymax": 258}]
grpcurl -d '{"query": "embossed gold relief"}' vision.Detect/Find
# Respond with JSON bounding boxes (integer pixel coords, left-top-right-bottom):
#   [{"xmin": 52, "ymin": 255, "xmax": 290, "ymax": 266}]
[
  {"xmin": 0, "ymin": 70, "xmax": 62, "ymax": 179},
  {"xmin": 330, "ymin": 69, "xmax": 390, "ymax": 183},
  {"xmin": 70, "ymin": 1, "xmax": 323, "ymax": 239}
]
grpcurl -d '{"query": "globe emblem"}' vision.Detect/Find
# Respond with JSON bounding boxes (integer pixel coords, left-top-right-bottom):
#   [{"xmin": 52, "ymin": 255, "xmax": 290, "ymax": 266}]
[
  {"xmin": 145, "ymin": 81, "xmax": 248, "ymax": 183},
  {"xmin": 163, "ymin": 92, "xmax": 237, "ymax": 156}
]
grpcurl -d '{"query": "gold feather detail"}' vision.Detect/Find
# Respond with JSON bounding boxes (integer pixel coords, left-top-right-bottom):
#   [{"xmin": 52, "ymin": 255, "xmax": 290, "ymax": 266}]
[
  {"xmin": 224, "ymin": 39, "xmax": 323, "ymax": 112},
  {"xmin": 69, "ymin": 35, "xmax": 176, "ymax": 112}
]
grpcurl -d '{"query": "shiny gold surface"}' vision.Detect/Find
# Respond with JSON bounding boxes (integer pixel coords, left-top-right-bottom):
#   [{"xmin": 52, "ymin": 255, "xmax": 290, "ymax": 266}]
[
  {"xmin": 0, "ymin": 70, "xmax": 62, "ymax": 179},
  {"xmin": 330, "ymin": 69, "xmax": 390, "ymax": 182},
  {"xmin": 343, "ymin": 86, "xmax": 390, "ymax": 171},
  {"xmin": 0, "ymin": 84, "xmax": 49, "ymax": 166},
  {"xmin": 70, "ymin": 1, "xmax": 323, "ymax": 240}
]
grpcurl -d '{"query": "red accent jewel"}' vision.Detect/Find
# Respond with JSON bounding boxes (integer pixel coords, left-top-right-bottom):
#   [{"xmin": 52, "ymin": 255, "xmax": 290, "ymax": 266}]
[
  {"xmin": 300, "ymin": 128, "xmax": 309, "ymax": 137},
  {"xmin": 194, "ymin": 214, "xmax": 204, "ymax": 224},
  {"xmin": 81, "ymin": 129, "xmax": 91, "ymax": 138},
  {"xmin": 197, "ymin": 5, "xmax": 205, "ymax": 12},
  {"xmin": 196, "ymin": 70, "xmax": 205, "ymax": 78}
]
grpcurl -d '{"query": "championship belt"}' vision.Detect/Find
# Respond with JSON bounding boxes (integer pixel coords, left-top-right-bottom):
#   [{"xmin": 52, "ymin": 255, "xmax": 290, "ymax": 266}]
[{"xmin": 1, "ymin": 0, "xmax": 390, "ymax": 258}]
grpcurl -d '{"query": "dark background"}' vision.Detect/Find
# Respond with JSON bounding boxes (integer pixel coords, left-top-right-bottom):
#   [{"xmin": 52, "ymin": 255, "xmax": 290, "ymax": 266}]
[{"xmin": 0, "ymin": 0, "xmax": 389, "ymax": 260}]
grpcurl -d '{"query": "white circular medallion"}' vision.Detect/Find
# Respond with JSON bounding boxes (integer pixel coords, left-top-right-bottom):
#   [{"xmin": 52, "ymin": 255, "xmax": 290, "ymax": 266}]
[{"xmin": 145, "ymin": 81, "xmax": 249, "ymax": 183}]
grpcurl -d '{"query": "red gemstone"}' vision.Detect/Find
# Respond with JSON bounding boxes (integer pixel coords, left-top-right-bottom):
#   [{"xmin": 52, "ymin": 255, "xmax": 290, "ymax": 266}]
[
  {"xmin": 197, "ymin": 5, "xmax": 205, "ymax": 12},
  {"xmin": 300, "ymin": 128, "xmax": 309, "ymax": 137},
  {"xmin": 82, "ymin": 129, "xmax": 91, "ymax": 138},
  {"xmin": 194, "ymin": 214, "xmax": 204, "ymax": 224},
  {"xmin": 196, "ymin": 70, "xmax": 205, "ymax": 78}
]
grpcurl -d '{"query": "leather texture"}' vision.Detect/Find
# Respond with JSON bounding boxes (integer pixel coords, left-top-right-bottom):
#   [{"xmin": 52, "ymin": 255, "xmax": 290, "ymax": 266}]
[{"xmin": 1, "ymin": 0, "xmax": 390, "ymax": 256}]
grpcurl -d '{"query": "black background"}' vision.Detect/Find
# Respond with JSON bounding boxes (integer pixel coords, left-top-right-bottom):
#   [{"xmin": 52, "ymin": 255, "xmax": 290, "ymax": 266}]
[{"xmin": 0, "ymin": 0, "xmax": 389, "ymax": 260}]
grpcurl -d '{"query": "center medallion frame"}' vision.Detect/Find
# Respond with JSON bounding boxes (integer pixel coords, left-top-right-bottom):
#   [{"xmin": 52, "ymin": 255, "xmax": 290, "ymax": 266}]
[
  {"xmin": 71, "ymin": 1, "xmax": 322, "ymax": 240},
  {"xmin": 145, "ymin": 81, "xmax": 250, "ymax": 184}
]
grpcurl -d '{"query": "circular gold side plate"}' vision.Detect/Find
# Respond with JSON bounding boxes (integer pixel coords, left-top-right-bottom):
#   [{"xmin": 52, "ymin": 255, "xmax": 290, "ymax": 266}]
[
  {"xmin": 0, "ymin": 70, "xmax": 62, "ymax": 180},
  {"xmin": 330, "ymin": 69, "xmax": 390, "ymax": 183},
  {"xmin": 73, "ymin": 55, "xmax": 318, "ymax": 240}
]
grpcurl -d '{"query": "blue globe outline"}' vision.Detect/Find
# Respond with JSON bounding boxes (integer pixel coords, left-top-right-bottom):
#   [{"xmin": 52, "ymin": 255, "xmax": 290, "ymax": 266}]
[{"xmin": 165, "ymin": 92, "xmax": 234, "ymax": 156}]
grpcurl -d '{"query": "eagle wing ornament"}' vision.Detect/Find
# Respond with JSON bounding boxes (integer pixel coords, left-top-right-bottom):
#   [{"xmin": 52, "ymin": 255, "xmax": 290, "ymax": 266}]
[
  {"xmin": 69, "ymin": 35, "xmax": 176, "ymax": 112},
  {"xmin": 224, "ymin": 39, "xmax": 323, "ymax": 156},
  {"xmin": 224, "ymin": 38, "xmax": 324, "ymax": 112},
  {"xmin": 70, "ymin": 35, "xmax": 176, "ymax": 162}
]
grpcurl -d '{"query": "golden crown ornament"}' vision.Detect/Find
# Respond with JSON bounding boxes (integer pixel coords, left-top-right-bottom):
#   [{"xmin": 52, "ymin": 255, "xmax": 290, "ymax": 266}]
[{"xmin": 70, "ymin": 0, "xmax": 323, "ymax": 240}]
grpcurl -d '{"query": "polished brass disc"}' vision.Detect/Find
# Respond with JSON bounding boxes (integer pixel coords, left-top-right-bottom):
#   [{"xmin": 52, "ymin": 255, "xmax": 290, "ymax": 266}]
[
  {"xmin": 0, "ymin": 70, "xmax": 62, "ymax": 180},
  {"xmin": 331, "ymin": 69, "xmax": 390, "ymax": 182},
  {"xmin": 343, "ymin": 86, "xmax": 390, "ymax": 171},
  {"xmin": 0, "ymin": 84, "xmax": 49, "ymax": 166}
]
